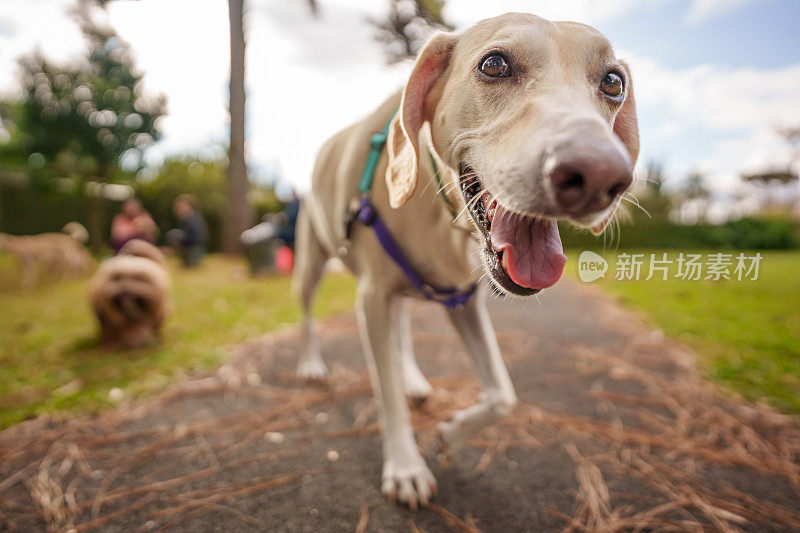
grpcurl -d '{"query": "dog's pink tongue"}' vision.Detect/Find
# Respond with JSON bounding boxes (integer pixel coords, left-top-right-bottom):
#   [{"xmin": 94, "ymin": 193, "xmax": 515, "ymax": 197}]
[{"xmin": 490, "ymin": 205, "xmax": 566, "ymax": 290}]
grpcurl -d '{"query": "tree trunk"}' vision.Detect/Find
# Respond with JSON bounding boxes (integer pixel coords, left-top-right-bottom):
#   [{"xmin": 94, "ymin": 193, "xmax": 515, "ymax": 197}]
[{"xmin": 222, "ymin": 0, "xmax": 252, "ymax": 254}]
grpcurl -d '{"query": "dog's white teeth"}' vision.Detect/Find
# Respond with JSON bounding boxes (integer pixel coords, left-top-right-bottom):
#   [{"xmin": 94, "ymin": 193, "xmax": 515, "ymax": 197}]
[
  {"xmin": 501, "ymin": 252, "xmax": 509, "ymax": 271},
  {"xmin": 487, "ymin": 201, "xmax": 497, "ymax": 221}
]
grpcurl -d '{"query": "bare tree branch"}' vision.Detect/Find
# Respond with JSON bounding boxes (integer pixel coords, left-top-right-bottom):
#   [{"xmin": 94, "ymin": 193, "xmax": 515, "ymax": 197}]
[{"xmin": 369, "ymin": 0, "xmax": 451, "ymax": 64}]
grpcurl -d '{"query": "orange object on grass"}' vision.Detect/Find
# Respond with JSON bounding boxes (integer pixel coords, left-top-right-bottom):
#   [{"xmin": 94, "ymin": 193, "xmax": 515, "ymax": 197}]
[{"xmin": 275, "ymin": 246, "xmax": 294, "ymax": 273}]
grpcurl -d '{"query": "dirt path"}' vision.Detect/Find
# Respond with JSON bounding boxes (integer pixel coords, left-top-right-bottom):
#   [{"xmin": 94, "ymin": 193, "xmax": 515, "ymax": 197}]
[{"xmin": 2, "ymin": 279, "xmax": 800, "ymax": 532}]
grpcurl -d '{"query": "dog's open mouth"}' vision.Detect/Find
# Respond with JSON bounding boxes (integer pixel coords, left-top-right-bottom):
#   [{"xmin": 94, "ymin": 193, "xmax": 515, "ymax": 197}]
[
  {"xmin": 113, "ymin": 291, "xmax": 150, "ymax": 319},
  {"xmin": 460, "ymin": 166, "xmax": 567, "ymax": 296}
]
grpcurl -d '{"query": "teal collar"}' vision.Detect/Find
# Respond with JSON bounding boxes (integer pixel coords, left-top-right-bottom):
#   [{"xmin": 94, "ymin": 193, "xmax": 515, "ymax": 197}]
[
  {"xmin": 357, "ymin": 108, "xmax": 458, "ymax": 222},
  {"xmin": 358, "ymin": 109, "xmax": 397, "ymax": 195}
]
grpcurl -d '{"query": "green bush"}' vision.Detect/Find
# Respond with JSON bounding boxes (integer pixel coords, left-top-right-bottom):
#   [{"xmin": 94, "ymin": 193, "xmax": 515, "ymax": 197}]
[
  {"xmin": 137, "ymin": 158, "xmax": 284, "ymax": 251},
  {"xmin": 0, "ymin": 158, "xmax": 285, "ymax": 251},
  {"xmin": 560, "ymin": 216, "xmax": 799, "ymax": 250},
  {"xmin": 710, "ymin": 217, "xmax": 799, "ymax": 249},
  {"xmin": 0, "ymin": 182, "xmax": 122, "ymax": 244}
]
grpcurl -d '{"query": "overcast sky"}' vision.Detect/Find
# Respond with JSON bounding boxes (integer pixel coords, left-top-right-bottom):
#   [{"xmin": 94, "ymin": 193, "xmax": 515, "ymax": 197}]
[{"xmin": 1, "ymin": 0, "xmax": 799, "ymax": 201}]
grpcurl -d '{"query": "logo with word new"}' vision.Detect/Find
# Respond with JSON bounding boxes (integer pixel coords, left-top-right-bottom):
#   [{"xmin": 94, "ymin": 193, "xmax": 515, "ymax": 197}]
[{"xmin": 578, "ymin": 251, "xmax": 608, "ymax": 282}]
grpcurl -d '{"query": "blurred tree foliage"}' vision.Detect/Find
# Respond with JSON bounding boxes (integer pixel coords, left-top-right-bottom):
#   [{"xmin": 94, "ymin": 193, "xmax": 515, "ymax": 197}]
[
  {"xmin": 682, "ymin": 172, "xmax": 709, "ymax": 198},
  {"xmin": 370, "ymin": 0, "xmax": 451, "ymax": 63},
  {"xmin": 137, "ymin": 158, "xmax": 283, "ymax": 251},
  {"xmin": 741, "ymin": 127, "xmax": 799, "ymax": 214},
  {"xmin": 0, "ymin": 7, "xmax": 165, "ymax": 249},
  {"xmin": 303, "ymin": 0, "xmax": 319, "ymax": 17}
]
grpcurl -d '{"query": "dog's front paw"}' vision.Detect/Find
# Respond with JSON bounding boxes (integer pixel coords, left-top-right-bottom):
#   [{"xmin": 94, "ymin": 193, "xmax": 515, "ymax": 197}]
[
  {"xmin": 437, "ymin": 415, "xmax": 469, "ymax": 457},
  {"xmin": 381, "ymin": 455, "xmax": 436, "ymax": 510},
  {"xmin": 403, "ymin": 372, "xmax": 433, "ymax": 405},
  {"xmin": 297, "ymin": 358, "xmax": 329, "ymax": 381}
]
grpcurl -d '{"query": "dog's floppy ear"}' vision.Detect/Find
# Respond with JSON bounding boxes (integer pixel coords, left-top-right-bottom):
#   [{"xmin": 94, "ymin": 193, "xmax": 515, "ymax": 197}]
[
  {"xmin": 386, "ymin": 32, "xmax": 455, "ymax": 208},
  {"xmin": 592, "ymin": 60, "xmax": 639, "ymax": 235}
]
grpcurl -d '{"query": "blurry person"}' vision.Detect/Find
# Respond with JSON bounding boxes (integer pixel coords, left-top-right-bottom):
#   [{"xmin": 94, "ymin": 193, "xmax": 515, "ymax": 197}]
[
  {"xmin": 240, "ymin": 212, "xmax": 286, "ymax": 275},
  {"xmin": 272, "ymin": 195, "xmax": 299, "ymax": 273},
  {"xmin": 110, "ymin": 198, "xmax": 158, "ymax": 253},
  {"xmin": 168, "ymin": 194, "xmax": 208, "ymax": 268},
  {"xmin": 275, "ymin": 191, "xmax": 300, "ymax": 249},
  {"xmin": 240, "ymin": 191, "xmax": 301, "ymax": 275}
]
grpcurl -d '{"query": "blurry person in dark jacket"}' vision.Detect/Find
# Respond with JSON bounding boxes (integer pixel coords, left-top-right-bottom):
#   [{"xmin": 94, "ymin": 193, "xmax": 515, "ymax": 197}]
[
  {"xmin": 167, "ymin": 194, "xmax": 208, "ymax": 268},
  {"xmin": 276, "ymin": 192, "xmax": 300, "ymax": 249}
]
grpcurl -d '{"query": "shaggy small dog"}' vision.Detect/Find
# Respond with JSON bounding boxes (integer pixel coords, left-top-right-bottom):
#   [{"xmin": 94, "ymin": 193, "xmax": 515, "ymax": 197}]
[
  {"xmin": 0, "ymin": 225, "xmax": 93, "ymax": 287},
  {"xmin": 118, "ymin": 238, "xmax": 167, "ymax": 266},
  {"xmin": 89, "ymin": 240, "xmax": 169, "ymax": 348}
]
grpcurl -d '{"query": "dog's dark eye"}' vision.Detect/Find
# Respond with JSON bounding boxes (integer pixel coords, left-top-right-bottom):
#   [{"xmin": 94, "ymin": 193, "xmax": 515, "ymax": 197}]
[
  {"xmin": 600, "ymin": 71, "xmax": 624, "ymax": 99},
  {"xmin": 480, "ymin": 54, "xmax": 510, "ymax": 78}
]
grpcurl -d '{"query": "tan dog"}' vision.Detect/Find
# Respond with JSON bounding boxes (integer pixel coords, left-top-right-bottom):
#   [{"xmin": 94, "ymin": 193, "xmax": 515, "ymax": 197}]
[
  {"xmin": 89, "ymin": 240, "xmax": 169, "ymax": 349},
  {"xmin": 118, "ymin": 238, "xmax": 167, "ymax": 267},
  {"xmin": 62, "ymin": 221, "xmax": 90, "ymax": 244},
  {"xmin": 293, "ymin": 13, "xmax": 639, "ymax": 507},
  {"xmin": 0, "ymin": 227, "xmax": 93, "ymax": 287}
]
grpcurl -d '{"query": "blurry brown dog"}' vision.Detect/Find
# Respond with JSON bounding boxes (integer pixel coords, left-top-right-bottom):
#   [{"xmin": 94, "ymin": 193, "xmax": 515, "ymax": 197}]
[
  {"xmin": 89, "ymin": 239, "xmax": 170, "ymax": 348},
  {"xmin": 0, "ymin": 224, "xmax": 93, "ymax": 287},
  {"xmin": 118, "ymin": 238, "xmax": 167, "ymax": 266}
]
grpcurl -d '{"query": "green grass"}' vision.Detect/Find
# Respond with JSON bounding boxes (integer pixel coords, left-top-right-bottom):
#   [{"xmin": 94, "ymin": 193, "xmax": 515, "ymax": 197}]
[
  {"xmin": 564, "ymin": 250, "xmax": 800, "ymax": 413},
  {"xmin": 3, "ymin": 248, "xmax": 798, "ymax": 427},
  {"xmin": 0, "ymin": 254, "xmax": 357, "ymax": 428}
]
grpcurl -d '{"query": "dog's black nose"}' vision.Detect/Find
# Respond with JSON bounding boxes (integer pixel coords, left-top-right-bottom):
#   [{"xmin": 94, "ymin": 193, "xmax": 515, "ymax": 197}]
[{"xmin": 548, "ymin": 144, "xmax": 632, "ymax": 217}]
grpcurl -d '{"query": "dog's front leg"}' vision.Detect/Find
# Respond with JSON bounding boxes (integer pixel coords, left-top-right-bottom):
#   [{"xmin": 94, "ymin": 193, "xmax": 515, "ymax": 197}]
[
  {"xmin": 394, "ymin": 298, "xmax": 433, "ymax": 403},
  {"xmin": 440, "ymin": 287, "xmax": 517, "ymax": 455},
  {"xmin": 356, "ymin": 284, "xmax": 436, "ymax": 508}
]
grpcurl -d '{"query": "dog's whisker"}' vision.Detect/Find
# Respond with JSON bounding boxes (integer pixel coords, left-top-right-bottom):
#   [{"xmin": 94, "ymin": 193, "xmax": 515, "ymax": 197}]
[
  {"xmin": 621, "ymin": 195, "xmax": 651, "ymax": 219},
  {"xmin": 625, "ymin": 191, "xmax": 643, "ymax": 205},
  {"xmin": 454, "ymin": 189, "xmax": 484, "ymax": 222}
]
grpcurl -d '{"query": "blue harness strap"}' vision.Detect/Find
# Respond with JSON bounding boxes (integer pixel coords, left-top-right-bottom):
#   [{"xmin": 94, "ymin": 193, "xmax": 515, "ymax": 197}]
[
  {"xmin": 349, "ymin": 109, "xmax": 477, "ymax": 309},
  {"xmin": 356, "ymin": 196, "xmax": 477, "ymax": 308}
]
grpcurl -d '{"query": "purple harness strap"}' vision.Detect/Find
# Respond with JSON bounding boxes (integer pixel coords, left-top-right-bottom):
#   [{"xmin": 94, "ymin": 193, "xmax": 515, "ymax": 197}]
[{"xmin": 356, "ymin": 196, "xmax": 477, "ymax": 308}]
